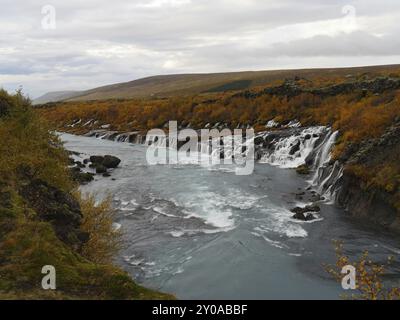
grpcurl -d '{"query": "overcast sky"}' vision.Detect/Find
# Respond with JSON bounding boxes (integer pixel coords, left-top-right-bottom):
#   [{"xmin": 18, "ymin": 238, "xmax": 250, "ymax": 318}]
[{"xmin": 1, "ymin": 0, "xmax": 400, "ymax": 98}]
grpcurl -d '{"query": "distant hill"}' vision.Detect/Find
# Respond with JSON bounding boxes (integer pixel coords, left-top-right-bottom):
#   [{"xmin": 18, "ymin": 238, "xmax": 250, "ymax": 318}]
[
  {"xmin": 37, "ymin": 64, "xmax": 400, "ymax": 102},
  {"xmin": 33, "ymin": 91, "xmax": 82, "ymax": 105}
]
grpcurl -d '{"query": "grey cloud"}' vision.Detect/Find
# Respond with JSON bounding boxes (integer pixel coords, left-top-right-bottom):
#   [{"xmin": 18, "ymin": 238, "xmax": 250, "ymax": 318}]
[
  {"xmin": 0, "ymin": 0, "xmax": 400, "ymax": 97},
  {"xmin": 266, "ymin": 32, "xmax": 400, "ymax": 57}
]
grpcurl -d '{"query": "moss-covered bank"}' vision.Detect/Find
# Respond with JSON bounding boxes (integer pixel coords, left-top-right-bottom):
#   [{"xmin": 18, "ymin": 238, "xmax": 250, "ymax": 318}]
[{"xmin": 0, "ymin": 89, "xmax": 174, "ymax": 300}]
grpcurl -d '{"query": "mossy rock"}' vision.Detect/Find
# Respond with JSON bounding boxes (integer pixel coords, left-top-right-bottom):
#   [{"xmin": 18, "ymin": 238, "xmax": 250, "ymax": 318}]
[{"xmin": 296, "ymin": 165, "xmax": 310, "ymax": 175}]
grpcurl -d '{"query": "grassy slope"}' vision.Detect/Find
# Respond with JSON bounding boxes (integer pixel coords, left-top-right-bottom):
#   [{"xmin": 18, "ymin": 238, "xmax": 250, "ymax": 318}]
[{"xmin": 0, "ymin": 90, "xmax": 174, "ymax": 300}]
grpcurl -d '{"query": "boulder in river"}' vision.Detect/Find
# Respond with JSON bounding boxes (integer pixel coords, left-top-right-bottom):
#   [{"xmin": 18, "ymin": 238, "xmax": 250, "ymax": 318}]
[
  {"xmin": 103, "ymin": 155, "xmax": 121, "ymax": 169},
  {"xmin": 292, "ymin": 212, "xmax": 317, "ymax": 221},
  {"xmin": 95, "ymin": 164, "xmax": 108, "ymax": 174},
  {"xmin": 90, "ymin": 155, "xmax": 105, "ymax": 164},
  {"xmin": 70, "ymin": 167, "xmax": 94, "ymax": 184},
  {"xmin": 291, "ymin": 205, "xmax": 321, "ymax": 215},
  {"xmin": 89, "ymin": 155, "xmax": 121, "ymax": 169}
]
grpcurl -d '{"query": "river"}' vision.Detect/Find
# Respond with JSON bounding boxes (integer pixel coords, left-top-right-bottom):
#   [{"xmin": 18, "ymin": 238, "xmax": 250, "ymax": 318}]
[{"xmin": 61, "ymin": 133, "xmax": 400, "ymax": 300}]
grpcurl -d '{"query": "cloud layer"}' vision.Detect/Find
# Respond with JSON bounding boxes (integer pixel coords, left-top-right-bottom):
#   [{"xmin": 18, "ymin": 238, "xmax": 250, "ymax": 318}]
[{"xmin": 1, "ymin": 0, "xmax": 400, "ymax": 97}]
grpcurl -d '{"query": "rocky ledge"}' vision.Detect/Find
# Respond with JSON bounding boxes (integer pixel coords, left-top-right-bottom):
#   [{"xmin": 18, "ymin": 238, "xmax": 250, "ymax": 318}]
[{"xmin": 336, "ymin": 118, "xmax": 400, "ymax": 232}]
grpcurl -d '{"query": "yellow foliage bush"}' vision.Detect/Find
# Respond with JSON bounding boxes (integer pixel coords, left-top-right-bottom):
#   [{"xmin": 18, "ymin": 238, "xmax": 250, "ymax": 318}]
[
  {"xmin": 77, "ymin": 192, "xmax": 123, "ymax": 265},
  {"xmin": 326, "ymin": 241, "xmax": 400, "ymax": 300}
]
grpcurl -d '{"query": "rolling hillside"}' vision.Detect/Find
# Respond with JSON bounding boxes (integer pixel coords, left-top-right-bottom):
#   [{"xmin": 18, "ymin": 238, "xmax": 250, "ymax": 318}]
[
  {"xmin": 36, "ymin": 64, "xmax": 400, "ymax": 103},
  {"xmin": 33, "ymin": 91, "xmax": 82, "ymax": 105}
]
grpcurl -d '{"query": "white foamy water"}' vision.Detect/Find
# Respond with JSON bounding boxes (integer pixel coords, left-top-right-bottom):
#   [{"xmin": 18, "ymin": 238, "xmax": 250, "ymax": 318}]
[
  {"xmin": 171, "ymin": 188, "xmax": 265, "ymax": 229},
  {"xmin": 260, "ymin": 126, "xmax": 327, "ymax": 168},
  {"xmin": 258, "ymin": 207, "xmax": 309, "ymax": 238}
]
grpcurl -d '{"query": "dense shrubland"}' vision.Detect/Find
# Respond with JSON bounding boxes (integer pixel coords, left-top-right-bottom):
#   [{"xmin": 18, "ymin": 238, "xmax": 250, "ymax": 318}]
[{"xmin": 0, "ymin": 89, "xmax": 173, "ymax": 299}]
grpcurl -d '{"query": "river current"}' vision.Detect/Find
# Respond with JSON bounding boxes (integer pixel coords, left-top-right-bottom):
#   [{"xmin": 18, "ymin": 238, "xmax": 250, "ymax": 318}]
[{"xmin": 61, "ymin": 133, "xmax": 400, "ymax": 299}]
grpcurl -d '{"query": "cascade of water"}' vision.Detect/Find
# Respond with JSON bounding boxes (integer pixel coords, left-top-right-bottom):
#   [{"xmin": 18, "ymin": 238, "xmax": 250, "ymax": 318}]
[
  {"xmin": 311, "ymin": 130, "xmax": 339, "ymax": 186},
  {"xmin": 85, "ymin": 125, "xmax": 343, "ymax": 203},
  {"xmin": 308, "ymin": 130, "xmax": 344, "ymax": 202},
  {"xmin": 259, "ymin": 126, "xmax": 326, "ymax": 169},
  {"xmin": 313, "ymin": 131, "xmax": 338, "ymax": 169}
]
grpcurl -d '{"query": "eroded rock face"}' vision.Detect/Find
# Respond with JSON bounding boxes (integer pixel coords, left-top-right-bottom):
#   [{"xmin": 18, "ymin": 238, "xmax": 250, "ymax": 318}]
[
  {"xmin": 337, "ymin": 171, "xmax": 400, "ymax": 231},
  {"xmin": 335, "ymin": 118, "xmax": 400, "ymax": 232},
  {"xmin": 19, "ymin": 179, "xmax": 88, "ymax": 249}
]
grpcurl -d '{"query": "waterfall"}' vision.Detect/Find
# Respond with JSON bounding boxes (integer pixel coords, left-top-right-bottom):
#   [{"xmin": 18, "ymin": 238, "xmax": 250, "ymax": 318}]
[
  {"xmin": 254, "ymin": 125, "xmax": 343, "ymax": 203},
  {"xmin": 310, "ymin": 130, "xmax": 343, "ymax": 202},
  {"xmin": 311, "ymin": 130, "xmax": 339, "ymax": 184},
  {"xmin": 83, "ymin": 125, "xmax": 344, "ymax": 203},
  {"xmin": 259, "ymin": 126, "xmax": 327, "ymax": 168}
]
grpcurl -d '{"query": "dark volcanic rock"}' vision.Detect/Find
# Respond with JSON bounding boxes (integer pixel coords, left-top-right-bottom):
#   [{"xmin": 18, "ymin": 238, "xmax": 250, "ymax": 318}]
[
  {"xmin": 90, "ymin": 155, "xmax": 105, "ymax": 164},
  {"xmin": 19, "ymin": 179, "xmax": 88, "ymax": 249},
  {"xmin": 291, "ymin": 205, "xmax": 321, "ymax": 215},
  {"xmin": 102, "ymin": 155, "xmax": 121, "ymax": 169},
  {"xmin": 74, "ymin": 160, "xmax": 85, "ymax": 168},
  {"xmin": 289, "ymin": 141, "xmax": 301, "ymax": 155},
  {"xmin": 95, "ymin": 164, "xmax": 107, "ymax": 174},
  {"xmin": 70, "ymin": 168, "xmax": 94, "ymax": 184},
  {"xmin": 254, "ymin": 136, "xmax": 265, "ymax": 145},
  {"xmin": 337, "ymin": 170, "xmax": 400, "ymax": 231},
  {"xmin": 89, "ymin": 155, "xmax": 121, "ymax": 169},
  {"xmin": 305, "ymin": 214, "xmax": 316, "ymax": 221},
  {"xmin": 233, "ymin": 77, "xmax": 400, "ymax": 100},
  {"xmin": 292, "ymin": 212, "xmax": 316, "ymax": 221},
  {"xmin": 335, "ymin": 118, "xmax": 400, "ymax": 232},
  {"xmin": 292, "ymin": 212, "xmax": 307, "ymax": 220}
]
